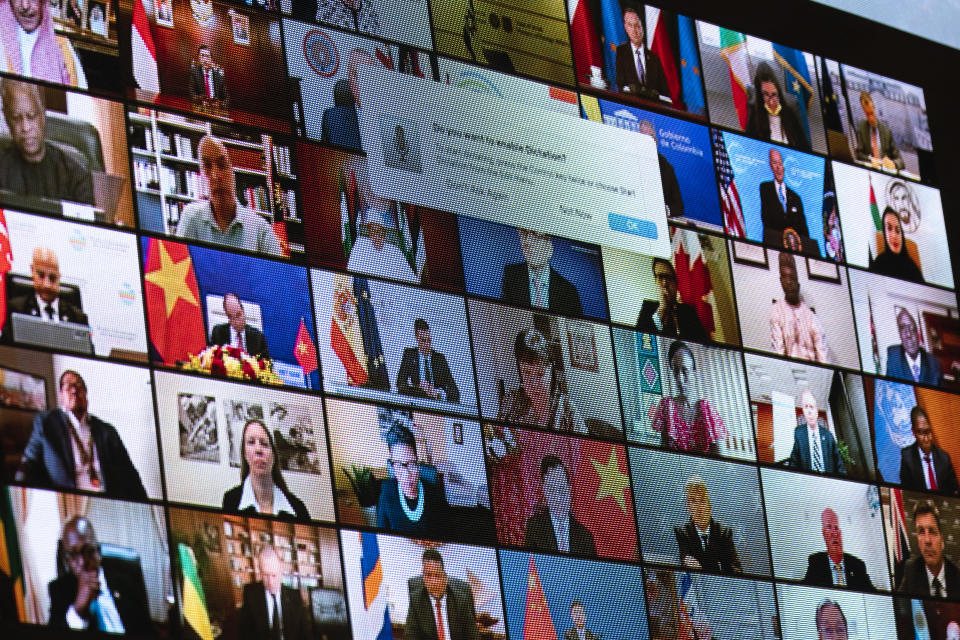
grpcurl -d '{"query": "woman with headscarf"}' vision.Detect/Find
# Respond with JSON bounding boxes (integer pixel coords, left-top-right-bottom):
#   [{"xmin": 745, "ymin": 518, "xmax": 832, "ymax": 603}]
[{"xmin": 869, "ymin": 206, "xmax": 923, "ymax": 283}]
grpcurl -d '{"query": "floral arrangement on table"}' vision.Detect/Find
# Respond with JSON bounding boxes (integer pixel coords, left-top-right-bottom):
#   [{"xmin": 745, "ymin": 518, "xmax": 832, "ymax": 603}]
[
  {"xmin": 180, "ymin": 345, "xmax": 284, "ymax": 385},
  {"xmin": 483, "ymin": 423, "xmax": 517, "ymax": 462}
]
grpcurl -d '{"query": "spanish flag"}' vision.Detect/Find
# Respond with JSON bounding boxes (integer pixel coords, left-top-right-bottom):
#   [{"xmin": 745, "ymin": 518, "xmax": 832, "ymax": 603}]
[
  {"xmin": 178, "ymin": 543, "xmax": 213, "ymax": 640},
  {"xmin": 330, "ymin": 273, "xmax": 368, "ymax": 385}
]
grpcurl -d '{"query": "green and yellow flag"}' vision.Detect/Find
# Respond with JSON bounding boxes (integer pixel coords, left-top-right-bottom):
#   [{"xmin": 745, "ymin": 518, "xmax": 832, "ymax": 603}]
[{"xmin": 178, "ymin": 543, "xmax": 214, "ymax": 640}]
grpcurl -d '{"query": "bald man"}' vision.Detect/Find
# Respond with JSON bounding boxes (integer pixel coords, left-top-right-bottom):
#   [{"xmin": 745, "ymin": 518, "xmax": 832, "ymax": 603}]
[
  {"xmin": 2, "ymin": 246, "xmax": 87, "ymax": 343},
  {"xmin": 48, "ymin": 517, "xmax": 154, "ymax": 633},
  {"xmin": 176, "ymin": 135, "xmax": 282, "ymax": 256},
  {"xmin": 238, "ymin": 544, "xmax": 310, "ymax": 640},
  {"xmin": 0, "ymin": 78, "xmax": 94, "ymax": 205},
  {"xmin": 803, "ymin": 508, "xmax": 875, "ymax": 590}
]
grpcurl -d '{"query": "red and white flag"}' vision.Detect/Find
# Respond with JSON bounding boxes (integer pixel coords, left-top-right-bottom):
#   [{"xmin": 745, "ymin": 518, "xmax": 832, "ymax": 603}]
[
  {"xmin": 0, "ymin": 210, "xmax": 11, "ymax": 334},
  {"xmin": 132, "ymin": 0, "xmax": 160, "ymax": 93},
  {"xmin": 646, "ymin": 7, "xmax": 680, "ymax": 105},
  {"xmin": 567, "ymin": 0, "xmax": 603, "ymax": 84}
]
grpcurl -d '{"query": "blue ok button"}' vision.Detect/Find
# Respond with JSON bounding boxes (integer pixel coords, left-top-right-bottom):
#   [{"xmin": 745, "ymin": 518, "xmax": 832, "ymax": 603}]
[{"xmin": 608, "ymin": 213, "xmax": 659, "ymax": 239}]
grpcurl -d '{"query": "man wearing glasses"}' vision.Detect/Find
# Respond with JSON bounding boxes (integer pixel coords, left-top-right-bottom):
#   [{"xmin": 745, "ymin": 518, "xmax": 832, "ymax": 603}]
[
  {"xmin": 48, "ymin": 516, "xmax": 153, "ymax": 634},
  {"xmin": 636, "ymin": 258, "xmax": 709, "ymax": 342}
]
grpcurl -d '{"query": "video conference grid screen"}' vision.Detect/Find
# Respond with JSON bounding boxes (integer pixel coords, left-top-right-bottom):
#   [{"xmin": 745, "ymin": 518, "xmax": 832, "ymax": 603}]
[{"xmin": 0, "ymin": 0, "xmax": 958, "ymax": 638}]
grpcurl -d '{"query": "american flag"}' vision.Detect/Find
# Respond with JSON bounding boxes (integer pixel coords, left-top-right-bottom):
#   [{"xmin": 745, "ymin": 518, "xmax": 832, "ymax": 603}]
[{"xmin": 712, "ymin": 130, "xmax": 746, "ymax": 237}]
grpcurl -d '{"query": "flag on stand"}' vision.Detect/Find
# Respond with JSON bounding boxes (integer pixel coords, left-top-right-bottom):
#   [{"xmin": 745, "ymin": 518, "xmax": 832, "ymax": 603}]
[
  {"xmin": 178, "ymin": 543, "xmax": 214, "ymax": 640},
  {"xmin": 567, "ymin": 0, "xmax": 603, "ymax": 84},
  {"xmin": 718, "ymin": 29, "xmax": 750, "ymax": 129},
  {"xmin": 359, "ymin": 532, "xmax": 393, "ymax": 640},
  {"xmin": 646, "ymin": 7, "xmax": 680, "ymax": 105},
  {"xmin": 340, "ymin": 167, "xmax": 360, "ymax": 258},
  {"xmin": 599, "ymin": 0, "xmax": 627, "ymax": 91},
  {"xmin": 672, "ymin": 229, "xmax": 715, "ymax": 336},
  {"xmin": 773, "ymin": 44, "xmax": 814, "ymax": 143},
  {"xmin": 868, "ymin": 176, "xmax": 882, "ymax": 231},
  {"xmin": 131, "ymin": 0, "xmax": 160, "ymax": 93},
  {"xmin": 820, "ymin": 57, "xmax": 843, "ymax": 133},
  {"xmin": 294, "ymin": 317, "xmax": 318, "ymax": 379},
  {"xmin": 354, "ymin": 277, "xmax": 389, "ymax": 389},
  {"xmin": 396, "ymin": 203, "xmax": 424, "ymax": 278},
  {"xmin": 143, "ymin": 239, "xmax": 206, "ymax": 364},
  {"xmin": 330, "ymin": 273, "xmax": 368, "ymax": 386},
  {"xmin": 677, "ymin": 15, "xmax": 705, "ymax": 115},
  {"xmin": 572, "ymin": 440, "xmax": 638, "ymax": 560},
  {"xmin": 890, "ymin": 488, "xmax": 912, "ymax": 588},
  {"xmin": 0, "ymin": 210, "xmax": 11, "ymax": 335},
  {"xmin": 712, "ymin": 130, "xmax": 746, "ymax": 237},
  {"xmin": 0, "ymin": 488, "xmax": 25, "ymax": 622},
  {"xmin": 522, "ymin": 556, "xmax": 557, "ymax": 640}
]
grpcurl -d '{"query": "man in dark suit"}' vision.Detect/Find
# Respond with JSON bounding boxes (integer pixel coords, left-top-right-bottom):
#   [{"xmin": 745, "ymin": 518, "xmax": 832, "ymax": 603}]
[
  {"xmin": 803, "ymin": 508, "xmax": 875, "ymax": 590},
  {"xmin": 898, "ymin": 502, "xmax": 960, "ymax": 598},
  {"xmin": 788, "ymin": 389, "xmax": 845, "ymax": 475},
  {"xmin": 614, "ymin": 8, "xmax": 669, "ymax": 98},
  {"xmin": 0, "ymin": 569, "xmax": 16, "ymax": 629},
  {"xmin": 854, "ymin": 92, "xmax": 904, "ymax": 171},
  {"xmin": 640, "ymin": 120, "xmax": 683, "ymax": 218},
  {"xmin": 2, "ymin": 246, "xmax": 88, "ymax": 343},
  {"xmin": 502, "ymin": 228, "xmax": 583, "ymax": 317},
  {"xmin": 564, "ymin": 601, "xmax": 598, "ymax": 640},
  {"xmin": 188, "ymin": 45, "xmax": 229, "ymax": 105},
  {"xmin": 405, "ymin": 548, "xmax": 479, "ymax": 640},
  {"xmin": 674, "ymin": 476, "xmax": 742, "ymax": 575},
  {"xmin": 209, "ymin": 292, "xmax": 271, "ymax": 360},
  {"xmin": 18, "ymin": 370, "xmax": 147, "ymax": 500},
  {"xmin": 525, "ymin": 456, "xmax": 596, "ymax": 556},
  {"xmin": 759, "ymin": 148, "xmax": 809, "ymax": 249},
  {"xmin": 900, "ymin": 406, "xmax": 959, "ymax": 495},
  {"xmin": 396, "ymin": 318, "xmax": 460, "ymax": 403},
  {"xmin": 886, "ymin": 308, "xmax": 941, "ymax": 386},
  {"xmin": 637, "ymin": 258, "xmax": 710, "ymax": 342},
  {"xmin": 48, "ymin": 517, "xmax": 154, "ymax": 634},
  {"xmin": 238, "ymin": 544, "xmax": 310, "ymax": 640}
]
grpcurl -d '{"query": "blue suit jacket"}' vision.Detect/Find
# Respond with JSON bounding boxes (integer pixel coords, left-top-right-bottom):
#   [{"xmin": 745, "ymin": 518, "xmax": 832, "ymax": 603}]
[
  {"xmin": 886, "ymin": 345, "xmax": 941, "ymax": 386},
  {"xmin": 788, "ymin": 420, "xmax": 845, "ymax": 474},
  {"xmin": 19, "ymin": 409, "xmax": 148, "ymax": 500},
  {"xmin": 321, "ymin": 105, "xmax": 362, "ymax": 151}
]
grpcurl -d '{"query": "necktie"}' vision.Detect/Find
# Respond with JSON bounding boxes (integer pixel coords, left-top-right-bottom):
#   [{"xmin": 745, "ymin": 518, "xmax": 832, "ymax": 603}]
[
  {"xmin": 833, "ymin": 562, "xmax": 845, "ymax": 586},
  {"xmin": 533, "ymin": 278, "xmax": 545, "ymax": 308},
  {"xmin": 424, "ymin": 355, "xmax": 432, "ymax": 384},
  {"xmin": 45, "ymin": 303, "xmax": 55, "ymax": 321},
  {"xmin": 271, "ymin": 593, "xmax": 281, "ymax": 640},
  {"xmin": 811, "ymin": 431, "xmax": 823, "ymax": 472},
  {"xmin": 778, "ymin": 184, "xmax": 786, "ymax": 211},
  {"xmin": 933, "ymin": 577, "xmax": 944, "ymax": 598},
  {"xmin": 635, "ymin": 48, "xmax": 646, "ymax": 84},
  {"xmin": 912, "ymin": 361, "xmax": 921, "ymax": 382},
  {"xmin": 90, "ymin": 599, "xmax": 106, "ymax": 632},
  {"xmin": 237, "ymin": 330, "xmax": 245, "ymax": 351},
  {"xmin": 871, "ymin": 128, "xmax": 879, "ymax": 157},
  {"xmin": 556, "ymin": 520, "xmax": 569, "ymax": 552},
  {"xmin": 926, "ymin": 453, "xmax": 939, "ymax": 491},
  {"xmin": 699, "ymin": 533, "xmax": 708, "ymax": 550},
  {"xmin": 435, "ymin": 598, "xmax": 445, "ymax": 640}
]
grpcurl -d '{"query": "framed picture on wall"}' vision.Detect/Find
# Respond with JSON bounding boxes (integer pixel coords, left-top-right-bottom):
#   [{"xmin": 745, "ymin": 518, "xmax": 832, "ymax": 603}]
[
  {"xmin": 156, "ymin": 0, "xmax": 173, "ymax": 27},
  {"xmin": 567, "ymin": 321, "xmax": 599, "ymax": 372},
  {"xmin": 230, "ymin": 9, "xmax": 250, "ymax": 45}
]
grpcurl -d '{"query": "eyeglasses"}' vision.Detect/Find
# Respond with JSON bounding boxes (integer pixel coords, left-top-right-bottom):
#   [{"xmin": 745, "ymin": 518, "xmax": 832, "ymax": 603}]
[
  {"xmin": 390, "ymin": 459, "xmax": 420, "ymax": 472},
  {"xmin": 64, "ymin": 544, "xmax": 100, "ymax": 563}
]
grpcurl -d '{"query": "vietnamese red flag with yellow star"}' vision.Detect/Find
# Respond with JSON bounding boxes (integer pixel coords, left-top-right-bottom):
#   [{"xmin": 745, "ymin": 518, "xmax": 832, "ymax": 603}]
[
  {"xmin": 522, "ymin": 556, "xmax": 557, "ymax": 640},
  {"xmin": 572, "ymin": 440, "xmax": 638, "ymax": 561},
  {"xmin": 294, "ymin": 317, "xmax": 318, "ymax": 376},
  {"xmin": 143, "ymin": 238, "xmax": 206, "ymax": 364}
]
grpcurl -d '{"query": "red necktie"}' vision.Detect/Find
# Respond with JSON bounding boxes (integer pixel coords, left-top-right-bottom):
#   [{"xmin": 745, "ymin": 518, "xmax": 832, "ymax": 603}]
[
  {"xmin": 926, "ymin": 454, "xmax": 938, "ymax": 491},
  {"xmin": 434, "ymin": 599, "xmax": 445, "ymax": 640}
]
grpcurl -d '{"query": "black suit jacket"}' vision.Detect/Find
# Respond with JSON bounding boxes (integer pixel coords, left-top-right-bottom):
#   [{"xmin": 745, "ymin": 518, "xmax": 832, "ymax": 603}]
[
  {"xmin": 674, "ymin": 519, "xmax": 743, "ymax": 575},
  {"xmin": 238, "ymin": 582, "xmax": 311, "ymax": 640},
  {"xmin": 803, "ymin": 552, "xmax": 875, "ymax": 590},
  {"xmin": 759, "ymin": 180, "xmax": 808, "ymax": 247},
  {"xmin": 396, "ymin": 347, "xmax": 460, "ymax": 403},
  {"xmin": 900, "ymin": 443, "xmax": 960, "ymax": 495},
  {"xmin": 854, "ymin": 119, "xmax": 904, "ymax": 169},
  {"xmin": 405, "ymin": 575, "xmax": 479, "ymax": 640},
  {"xmin": 221, "ymin": 484, "xmax": 310, "ymax": 521},
  {"xmin": 898, "ymin": 556, "xmax": 960, "ymax": 597},
  {"xmin": 2, "ymin": 294, "xmax": 88, "ymax": 343},
  {"xmin": 636, "ymin": 300, "xmax": 710, "ymax": 342},
  {"xmin": 210, "ymin": 323, "xmax": 271, "ymax": 360},
  {"xmin": 0, "ymin": 570, "xmax": 16, "ymax": 628},
  {"xmin": 614, "ymin": 43, "xmax": 670, "ymax": 97},
  {"xmin": 19, "ymin": 410, "xmax": 148, "ymax": 501},
  {"xmin": 502, "ymin": 263, "xmax": 583, "ymax": 317},
  {"xmin": 188, "ymin": 65, "xmax": 228, "ymax": 103},
  {"xmin": 564, "ymin": 628, "xmax": 599, "ymax": 640},
  {"xmin": 886, "ymin": 345, "xmax": 941, "ymax": 386},
  {"xmin": 48, "ymin": 568, "xmax": 154, "ymax": 634},
  {"xmin": 788, "ymin": 422, "xmax": 846, "ymax": 474},
  {"xmin": 745, "ymin": 101, "xmax": 810, "ymax": 151},
  {"xmin": 659, "ymin": 154, "xmax": 684, "ymax": 218},
  {"xmin": 524, "ymin": 509, "xmax": 596, "ymax": 557}
]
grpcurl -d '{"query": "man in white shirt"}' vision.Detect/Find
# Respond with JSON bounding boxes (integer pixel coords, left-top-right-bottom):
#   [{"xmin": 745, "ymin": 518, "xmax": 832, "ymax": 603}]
[
  {"xmin": 886, "ymin": 308, "xmax": 941, "ymax": 386},
  {"xmin": 2, "ymin": 246, "xmax": 88, "ymax": 343},
  {"xmin": 238, "ymin": 544, "xmax": 310, "ymax": 640},
  {"xmin": 524, "ymin": 456, "xmax": 596, "ymax": 556},
  {"xmin": 898, "ymin": 501, "xmax": 959, "ymax": 597},
  {"xmin": 803, "ymin": 508, "xmax": 875, "ymax": 590},
  {"xmin": 208, "ymin": 292, "xmax": 271, "ymax": 360},
  {"xmin": 48, "ymin": 516, "xmax": 153, "ymax": 634},
  {"xmin": 405, "ymin": 549, "xmax": 479, "ymax": 640},
  {"xmin": 899, "ymin": 406, "xmax": 959, "ymax": 495},
  {"xmin": 563, "ymin": 601, "xmax": 598, "ymax": 640},
  {"xmin": 613, "ymin": 8, "xmax": 669, "ymax": 97},
  {"xmin": 346, "ymin": 209, "xmax": 418, "ymax": 283}
]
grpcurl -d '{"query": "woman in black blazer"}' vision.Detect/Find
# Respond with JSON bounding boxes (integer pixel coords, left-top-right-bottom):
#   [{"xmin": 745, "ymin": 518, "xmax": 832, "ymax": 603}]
[{"xmin": 222, "ymin": 418, "xmax": 309, "ymax": 520}]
